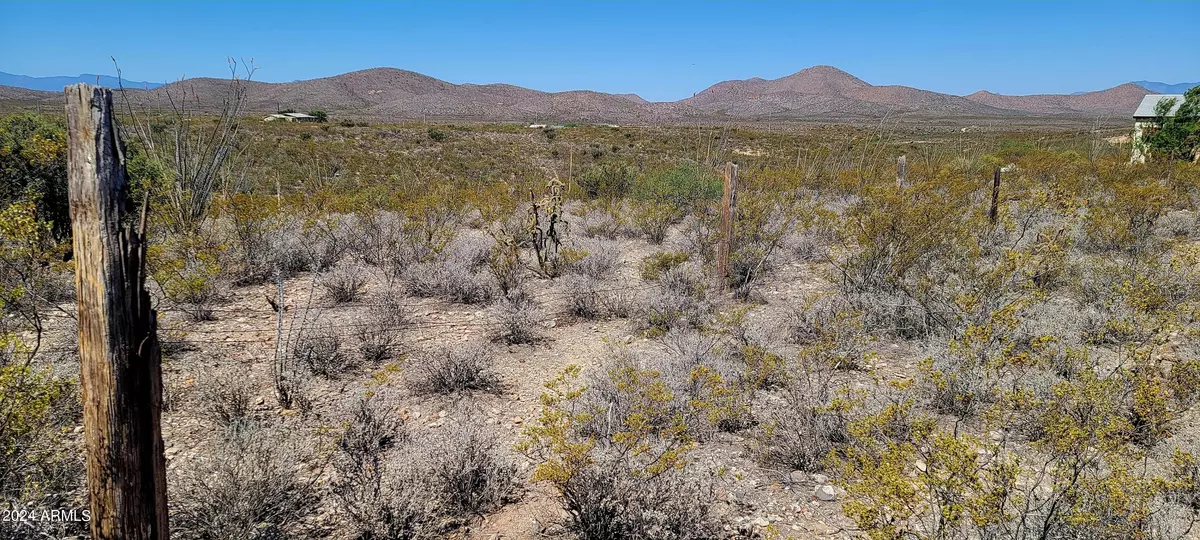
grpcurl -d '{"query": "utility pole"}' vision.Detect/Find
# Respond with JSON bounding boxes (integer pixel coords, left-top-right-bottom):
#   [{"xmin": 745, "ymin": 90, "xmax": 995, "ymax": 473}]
[{"xmin": 66, "ymin": 83, "xmax": 169, "ymax": 539}]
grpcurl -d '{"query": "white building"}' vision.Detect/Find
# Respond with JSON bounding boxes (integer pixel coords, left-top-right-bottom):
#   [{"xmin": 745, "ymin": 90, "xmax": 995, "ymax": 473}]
[
  {"xmin": 1131, "ymin": 94, "xmax": 1184, "ymax": 163},
  {"xmin": 263, "ymin": 112, "xmax": 320, "ymax": 123}
]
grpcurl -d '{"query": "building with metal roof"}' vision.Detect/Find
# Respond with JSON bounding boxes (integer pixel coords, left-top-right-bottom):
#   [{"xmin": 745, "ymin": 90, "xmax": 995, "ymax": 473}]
[
  {"xmin": 1131, "ymin": 94, "xmax": 1186, "ymax": 163},
  {"xmin": 1133, "ymin": 94, "xmax": 1184, "ymax": 119}
]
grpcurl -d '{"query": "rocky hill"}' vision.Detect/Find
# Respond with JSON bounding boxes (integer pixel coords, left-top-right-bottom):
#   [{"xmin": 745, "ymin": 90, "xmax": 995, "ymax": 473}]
[{"xmin": 0, "ymin": 66, "xmax": 1157, "ymax": 123}]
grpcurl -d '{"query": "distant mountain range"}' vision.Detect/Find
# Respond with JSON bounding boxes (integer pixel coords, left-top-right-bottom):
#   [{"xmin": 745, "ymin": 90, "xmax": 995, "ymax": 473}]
[
  {"xmin": 1132, "ymin": 81, "xmax": 1198, "ymax": 94},
  {"xmin": 0, "ymin": 66, "xmax": 1181, "ymax": 123},
  {"xmin": 0, "ymin": 71, "xmax": 163, "ymax": 92}
]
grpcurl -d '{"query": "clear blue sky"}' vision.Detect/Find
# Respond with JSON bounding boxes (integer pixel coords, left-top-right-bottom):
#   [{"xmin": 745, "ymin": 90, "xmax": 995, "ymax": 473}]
[{"xmin": 1, "ymin": 1, "xmax": 1196, "ymax": 102}]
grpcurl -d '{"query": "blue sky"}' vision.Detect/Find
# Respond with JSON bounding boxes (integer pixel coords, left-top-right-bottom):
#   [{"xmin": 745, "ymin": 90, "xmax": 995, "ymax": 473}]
[{"xmin": 1, "ymin": 1, "xmax": 1196, "ymax": 102}]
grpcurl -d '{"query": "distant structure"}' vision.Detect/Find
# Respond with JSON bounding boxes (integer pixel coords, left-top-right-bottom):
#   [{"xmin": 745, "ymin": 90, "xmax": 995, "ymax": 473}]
[
  {"xmin": 1131, "ymin": 94, "xmax": 1184, "ymax": 163},
  {"xmin": 263, "ymin": 112, "xmax": 319, "ymax": 123}
]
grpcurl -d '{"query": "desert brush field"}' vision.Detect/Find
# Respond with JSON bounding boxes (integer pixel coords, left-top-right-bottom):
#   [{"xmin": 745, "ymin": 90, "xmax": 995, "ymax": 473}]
[{"xmin": 2, "ymin": 107, "xmax": 1200, "ymax": 540}]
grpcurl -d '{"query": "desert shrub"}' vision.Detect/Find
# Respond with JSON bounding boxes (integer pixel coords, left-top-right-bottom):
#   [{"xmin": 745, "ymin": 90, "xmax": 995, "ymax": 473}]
[
  {"xmin": 641, "ymin": 263, "xmax": 710, "ymax": 334},
  {"xmin": 408, "ymin": 342, "xmax": 501, "ymax": 395},
  {"xmin": 749, "ymin": 352, "xmax": 856, "ymax": 472},
  {"xmin": 404, "ymin": 235, "xmax": 496, "ymax": 304},
  {"xmin": 427, "ymin": 128, "xmax": 447, "ymax": 142},
  {"xmin": 563, "ymin": 275, "xmax": 602, "ymax": 319},
  {"xmin": 679, "ymin": 210, "xmax": 719, "ymax": 264},
  {"xmin": 518, "ymin": 365, "xmax": 724, "ymax": 539},
  {"xmin": 631, "ymin": 163, "xmax": 722, "ymax": 212},
  {"xmin": 421, "ymin": 424, "xmax": 520, "ymax": 516},
  {"xmin": 576, "ymin": 198, "xmax": 627, "ymax": 239},
  {"xmin": 170, "ymin": 425, "xmax": 318, "ymax": 540},
  {"xmin": 486, "ymin": 236, "xmax": 524, "ymax": 295},
  {"xmin": 320, "ymin": 263, "xmax": 368, "ymax": 304},
  {"xmin": 0, "ymin": 114, "xmax": 69, "ymax": 239},
  {"xmin": 0, "ymin": 352, "xmax": 80, "ymax": 508},
  {"xmin": 640, "ymin": 250, "xmax": 690, "ymax": 280},
  {"xmin": 405, "ymin": 260, "xmax": 495, "ymax": 305},
  {"xmin": 199, "ymin": 371, "xmax": 254, "ymax": 429},
  {"xmin": 785, "ymin": 295, "xmax": 876, "ymax": 371},
  {"xmin": 333, "ymin": 397, "xmax": 441, "ymax": 540},
  {"xmin": 1155, "ymin": 210, "xmax": 1196, "ymax": 239},
  {"xmin": 494, "ymin": 289, "xmax": 542, "ymax": 344},
  {"xmin": 335, "ymin": 406, "xmax": 515, "ymax": 538},
  {"xmin": 293, "ymin": 324, "xmax": 354, "ymax": 377},
  {"xmin": 564, "ymin": 238, "xmax": 620, "ymax": 280},
  {"xmin": 576, "ymin": 162, "xmax": 635, "ymax": 199},
  {"xmin": 727, "ymin": 189, "xmax": 796, "ymax": 299},
  {"xmin": 629, "ymin": 199, "xmax": 678, "ymax": 244},
  {"xmin": 352, "ymin": 294, "xmax": 406, "ymax": 364},
  {"xmin": 301, "ymin": 216, "xmax": 348, "ymax": 273},
  {"xmin": 1080, "ymin": 180, "xmax": 1172, "ymax": 256},
  {"xmin": 151, "ymin": 233, "xmax": 226, "ymax": 321}
]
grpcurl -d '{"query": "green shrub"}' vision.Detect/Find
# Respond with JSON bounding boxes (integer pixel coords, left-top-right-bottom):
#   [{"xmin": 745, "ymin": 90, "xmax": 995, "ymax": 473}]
[
  {"xmin": 640, "ymin": 251, "xmax": 690, "ymax": 280},
  {"xmin": 0, "ymin": 114, "xmax": 68, "ymax": 239},
  {"xmin": 576, "ymin": 162, "xmax": 635, "ymax": 199}
]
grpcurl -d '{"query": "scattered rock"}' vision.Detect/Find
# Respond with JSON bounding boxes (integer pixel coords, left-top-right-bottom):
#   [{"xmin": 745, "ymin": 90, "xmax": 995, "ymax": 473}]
[
  {"xmin": 813, "ymin": 484, "xmax": 838, "ymax": 502},
  {"xmin": 811, "ymin": 484, "xmax": 840, "ymax": 501},
  {"xmin": 812, "ymin": 473, "xmax": 829, "ymax": 484},
  {"xmin": 72, "ymin": 425, "xmax": 84, "ymax": 434},
  {"xmin": 787, "ymin": 470, "xmax": 806, "ymax": 484},
  {"xmin": 437, "ymin": 410, "xmax": 447, "ymax": 418},
  {"xmin": 427, "ymin": 419, "xmax": 445, "ymax": 428},
  {"xmin": 915, "ymin": 460, "xmax": 927, "ymax": 473},
  {"xmin": 623, "ymin": 334, "xmax": 634, "ymax": 344},
  {"xmin": 751, "ymin": 516, "xmax": 770, "ymax": 528}
]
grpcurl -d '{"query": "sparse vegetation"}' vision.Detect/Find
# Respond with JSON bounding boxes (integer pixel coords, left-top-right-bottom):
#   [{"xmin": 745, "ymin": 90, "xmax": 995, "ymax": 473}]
[{"xmin": 4, "ymin": 100, "xmax": 1200, "ymax": 538}]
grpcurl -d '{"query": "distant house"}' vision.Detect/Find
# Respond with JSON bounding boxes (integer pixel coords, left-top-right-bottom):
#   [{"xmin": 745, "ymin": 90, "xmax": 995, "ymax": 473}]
[
  {"xmin": 1131, "ymin": 94, "xmax": 1184, "ymax": 163},
  {"xmin": 263, "ymin": 112, "xmax": 320, "ymax": 123}
]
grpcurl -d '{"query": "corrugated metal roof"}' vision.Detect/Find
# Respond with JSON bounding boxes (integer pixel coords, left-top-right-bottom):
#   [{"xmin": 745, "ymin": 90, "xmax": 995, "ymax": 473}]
[
  {"xmin": 283, "ymin": 112, "xmax": 315, "ymax": 118},
  {"xmin": 1134, "ymin": 94, "xmax": 1184, "ymax": 118}
]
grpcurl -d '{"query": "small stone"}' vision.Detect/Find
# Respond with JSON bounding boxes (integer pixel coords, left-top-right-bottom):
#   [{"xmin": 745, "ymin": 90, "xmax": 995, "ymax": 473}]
[
  {"xmin": 427, "ymin": 419, "xmax": 445, "ymax": 428},
  {"xmin": 411, "ymin": 411, "xmax": 421, "ymax": 420},
  {"xmin": 489, "ymin": 408, "xmax": 501, "ymax": 416},
  {"xmin": 438, "ymin": 410, "xmax": 447, "ymax": 418},
  {"xmin": 255, "ymin": 396, "xmax": 265, "ymax": 406},
  {"xmin": 915, "ymin": 460, "xmax": 927, "ymax": 473},
  {"xmin": 751, "ymin": 516, "xmax": 770, "ymax": 528},
  {"xmin": 623, "ymin": 334, "xmax": 634, "ymax": 344},
  {"xmin": 511, "ymin": 417, "xmax": 524, "ymax": 425},
  {"xmin": 814, "ymin": 484, "xmax": 838, "ymax": 502},
  {"xmin": 812, "ymin": 473, "xmax": 829, "ymax": 484},
  {"xmin": 73, "ymin": 425, "xmax": 84, "ymax": 434},
  {"xmin": 989, "ymin": 430, "xmax": 1004, "ymax": 442},
  {"xmin": 787, "ymin": 470, "xmax": 806, "ymax": 484}
]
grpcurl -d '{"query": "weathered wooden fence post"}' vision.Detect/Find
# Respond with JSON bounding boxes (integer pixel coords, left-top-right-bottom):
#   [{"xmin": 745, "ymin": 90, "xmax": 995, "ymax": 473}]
[
  {"xmin": 896, "ymin": 155, "xmax": 907, "ymax": 188},
  {"xmin": 716, "ymin": 162, "xmax": 738, "ymax": 288},
  {"xmin": 989, "ymin": 166, "xmax": 1001, "ymax": 225},
  {"xmin": 66, "ymin": 83, "xmax": 169, "ymax": 540}
]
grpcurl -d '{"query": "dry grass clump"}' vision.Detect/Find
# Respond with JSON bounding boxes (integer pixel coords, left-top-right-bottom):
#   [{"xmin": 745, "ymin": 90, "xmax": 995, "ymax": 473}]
[
  {"xmin": 334, "ymin": 402, "xmax": 518, "ymax": 539},
  {"xmin": 494, "ymin": 289, "xmax": 543, "ymax": 344},
  {"xmin": 641, "ymin": 262, "xmax": 711, "ymax": 334},
  {"xmin": 293, "ymin": 323, "xmax": 355, "ymax": 377},
  {"xmin": 353, "ymin": 293, "xmax": 407, "ymax": 364},
  {"xmin": 408, "ymin": 342, "xmax": 502, "ymax": 395},
  {"xmin": 198, "ymin": 371, "xmax": 255, "ymax": 429},
  {"xmin": 320, "ymin": 263, "xmax": 368, "ymax": 304},
  {"xmin": 170, "ymin": 424, "xmax": 318, "ymax": 540},
  {"xmin": 404, "ymin": 236, "xmax": 496, "ymax": 305},
  {"xmin": 564, "ymin": 237, "xmax": 621, "ymax": 280}
]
